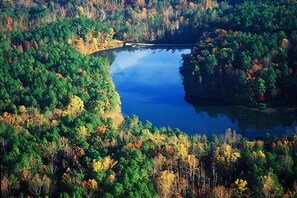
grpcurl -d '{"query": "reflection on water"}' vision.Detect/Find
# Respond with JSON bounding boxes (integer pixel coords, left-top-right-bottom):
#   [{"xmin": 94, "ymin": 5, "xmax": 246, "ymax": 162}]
[
  {"xmin": 110, "ymin": 48, "xmax": 185, "ymax": 87},
  {"xmin": 192, "ymin": 103, "xmax": 297, "ymax": 138},
  {"xmin": 94, "ymin": 48, "xmax": 297, "ymax": 139}
]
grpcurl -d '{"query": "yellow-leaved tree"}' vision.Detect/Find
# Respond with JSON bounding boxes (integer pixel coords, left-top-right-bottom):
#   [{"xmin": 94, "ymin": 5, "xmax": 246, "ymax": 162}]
[
  {"xmin": 64, "ymin": 95, "xmax": 84, "ymax": 116},
  {"xmin": 232, "ymin": 179, "xmax": 250, "ymax": 198},
  {"xmin": 157, "ymin": 170, "xmax": 176, "ymax": 198},
  {"xmin": 176, "ymin": 143, "xmax": 188, "ymax": 160},
  {"xmin": 260, "ymin": 171, "xmax": 283, "ymax": 198},
  {"xmin": 92, "ymin": 156, "xmax": 117, "ymax": 172},
  {"xmin": 76, "ymin": 6, "xmax": 85, "ymax": 16},
  {"xmin": 186, "ymin": 154, "xmax": 199, "ymax": 191},
  {"xmin": 213, "ymin": 142, "xmax": 241, "ymax": 183},
  {"xmin": 78, "ymin": 126, "xmax": 89, "ymax": 139},
  {"xmin": 18, "ymin": 105, "xmax": 27, "ymax": 114},
  {"xmin": 213, "ymin": 142, "xmax": 241, "ymax": 167},
  {"xmin": 92, "ymin": 159, "xmax": 102, "ymax": 172}
]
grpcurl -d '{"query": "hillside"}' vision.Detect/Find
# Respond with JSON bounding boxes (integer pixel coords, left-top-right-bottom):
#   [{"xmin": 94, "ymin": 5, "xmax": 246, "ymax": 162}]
[
  {"xmin": 1, "ymin": 0, "xmax": 297, "ymax": 197},
  {"xmin": 180, "ymin": 0, "xmax": 297, "ymax": 107},
  {"xmin": 1, "ymin": 0, "xmax": 217, "ymax": 43}
]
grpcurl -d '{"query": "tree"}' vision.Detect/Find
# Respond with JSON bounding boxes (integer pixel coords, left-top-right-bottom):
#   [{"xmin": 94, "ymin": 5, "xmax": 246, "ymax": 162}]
[
  {"xmin": 232, "ymin": 179, "xmax": 250, "ymax": 198},
  {"xmin": 156, "ymin": 170, "xmax": 176, "ymax": 198},
  {"xmin": 259, "ymin": 171, "xmax": 284, "ymax": 198},
  {"xmin": 213, "ymin": 142, "xmax": 241, "ymax": 182},
  {"xmin": 203, "ymin": 54, "xmax": 218, "ymax": 75},
  {"xmin": 213, "ymin": 143, "xmax": 241, "ymax": 167},
  {"xmin": 255, "ymin": 77, "xmax": 266, "ymax": 101},
  {"xmin": 211, "ymin": 185, "xmax": 233, "ymax": 198},
  {"xmin": 263, "ymin": 66, "xmax": 277, "ymax": 90},
  {"xmin": 18, "ymin": 105, "xmax": 27, "ymax": 114},
  {"xmin": 29, "ymin": 174, "xmax": 51, "ymax": 196},
  {"xmin": 176, "ymin": 143, "xmax": 188, "ymax": 160},
  {"xmin": 63, "ymin": 95, "xmax": 84, "ymax": 116},
  {"xmin": 239, "ymin": 52, "xmax": 252, "ymax": 71},
  {"xmin": 186, "ymin": 154, "xmax": 199, "ymax": 190}
]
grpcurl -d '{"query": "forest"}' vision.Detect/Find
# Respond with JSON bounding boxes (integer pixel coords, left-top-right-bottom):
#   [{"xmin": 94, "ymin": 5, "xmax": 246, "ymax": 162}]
[
  {"xmin": 180, "ymin": 0, "xmax": 297, "ymax": 107},
  {"xmin": 1, "ymin": 0, "xmax": 297, "ymax": 197}
]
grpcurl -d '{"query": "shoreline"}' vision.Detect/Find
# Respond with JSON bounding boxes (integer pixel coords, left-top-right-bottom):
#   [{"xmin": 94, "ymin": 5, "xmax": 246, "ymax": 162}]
[
  {"xmin": 90, "ymin": 40, "xmax": 195, "ymax": 54},
  {"xmin": 124, "ymin": 42, "xmax": 194, "ymax": 48}
]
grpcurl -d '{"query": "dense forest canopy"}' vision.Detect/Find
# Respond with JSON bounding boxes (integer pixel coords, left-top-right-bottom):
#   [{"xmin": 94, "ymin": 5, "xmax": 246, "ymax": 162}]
[
  {"xmin": 0, "ymin": 0, "xmax": 218, "ymax": 42},
  {"xmin": 1, "ymin": 0, "xmax": 297, "ymax": 197},
  {"xmin": 180, "ymin": 0, "xmax": 297, "ymax": 107}
]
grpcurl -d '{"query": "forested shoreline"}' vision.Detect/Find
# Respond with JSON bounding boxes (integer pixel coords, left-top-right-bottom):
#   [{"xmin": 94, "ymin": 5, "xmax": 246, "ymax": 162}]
[
  {"xmin": 180, "ymin": 0, "xmax": 297, "ymax": 107},
  {"xmin": 1, "ymin": 0, "xmax": 297, "ymax": 197}
]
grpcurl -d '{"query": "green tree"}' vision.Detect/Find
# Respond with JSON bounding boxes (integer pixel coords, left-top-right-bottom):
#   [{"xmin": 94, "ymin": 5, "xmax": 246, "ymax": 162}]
[
  {"xmin": 263, "ymin": 66, "xmax": 277, "ymax": 90},
  {"xmin": 203, "ymin": 54, "xmax": 218, "ymax": 75},
  {"xmin": 255, "ymin": 77, "xmax": 266, "ymax": 95}
]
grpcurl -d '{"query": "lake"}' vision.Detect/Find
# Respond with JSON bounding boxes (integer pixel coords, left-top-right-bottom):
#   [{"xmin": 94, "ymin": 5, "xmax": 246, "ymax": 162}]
[{"xmin": 94, "ymin": 48, "xmax": 297, "ymax": 139}]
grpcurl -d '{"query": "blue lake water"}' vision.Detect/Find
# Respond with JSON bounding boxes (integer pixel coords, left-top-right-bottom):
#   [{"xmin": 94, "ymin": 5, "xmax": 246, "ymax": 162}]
[{"xmin": 95, "ymin": 48, "xmax": 297, "ymax": 139}]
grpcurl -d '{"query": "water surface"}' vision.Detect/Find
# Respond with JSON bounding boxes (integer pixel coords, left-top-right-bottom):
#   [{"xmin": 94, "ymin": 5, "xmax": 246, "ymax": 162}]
[{"xmin": 95, "ymin": 48, "xmax": 297, "ymax": 139}]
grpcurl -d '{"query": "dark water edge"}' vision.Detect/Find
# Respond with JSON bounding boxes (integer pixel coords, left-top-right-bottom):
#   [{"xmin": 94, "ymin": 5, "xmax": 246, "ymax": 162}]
[
  {"xmin": 94, "ymin": 47, "xmax": 297, "ymax": 139},
  {"xmin": 188, "ymin": 97, "xmax": 297, "ymax": 138}
]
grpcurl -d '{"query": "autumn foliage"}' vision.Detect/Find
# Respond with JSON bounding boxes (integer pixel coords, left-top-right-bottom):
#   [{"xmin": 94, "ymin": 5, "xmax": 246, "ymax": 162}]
[{"xmin": 1, "ymin": 0, "xmax": 297, "ymax": 197}]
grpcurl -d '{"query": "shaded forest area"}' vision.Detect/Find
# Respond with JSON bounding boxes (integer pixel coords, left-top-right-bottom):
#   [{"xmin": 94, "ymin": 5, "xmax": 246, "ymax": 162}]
[
  {"xmin": 1, "ymin": 0, "xmax": 297, "ymax": 197},
  {"xmin": 180, "ymin": 0, "xmax": 297, "ymax": 107}
]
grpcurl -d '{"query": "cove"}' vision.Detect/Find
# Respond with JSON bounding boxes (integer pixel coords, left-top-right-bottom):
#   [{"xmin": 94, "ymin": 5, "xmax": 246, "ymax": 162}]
[{"xmin": 94, "ymin": 48, "xmax": 297, "ymax": 139}]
